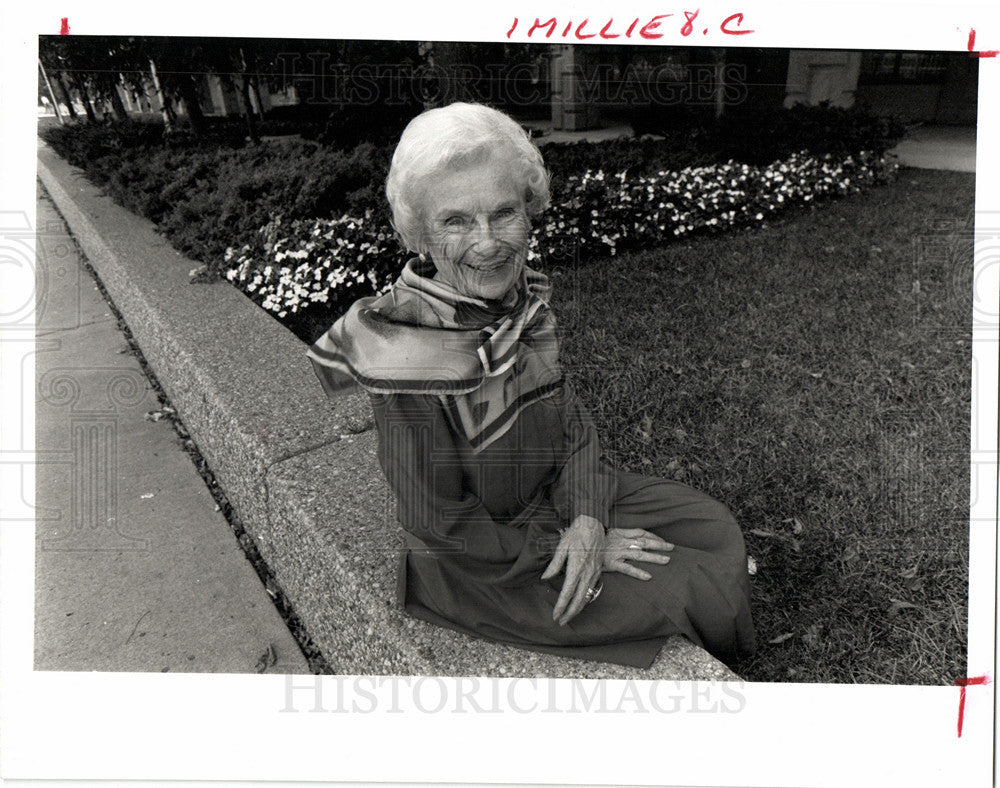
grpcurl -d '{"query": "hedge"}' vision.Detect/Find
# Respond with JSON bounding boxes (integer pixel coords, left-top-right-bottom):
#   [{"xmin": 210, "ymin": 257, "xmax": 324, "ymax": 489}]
[
  {"xmin": 39, "ymin": 104, "xmax": 905, "ymax": 339},
  {"xmin": 226, "ymin": 150, "xmax": 898, "ymax": 323}
]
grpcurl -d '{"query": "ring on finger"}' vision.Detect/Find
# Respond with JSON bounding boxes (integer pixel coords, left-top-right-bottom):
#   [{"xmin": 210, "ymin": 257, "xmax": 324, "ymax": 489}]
[{"xmin": 584, "ymin": 580, "xmax": 604, "ymax": 604}]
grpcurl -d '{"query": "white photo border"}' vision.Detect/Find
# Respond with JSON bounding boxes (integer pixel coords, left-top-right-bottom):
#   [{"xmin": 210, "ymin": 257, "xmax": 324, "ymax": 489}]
[{"xmin": 2, "ymin": 1, "xmax": 998, "ymax": 786}]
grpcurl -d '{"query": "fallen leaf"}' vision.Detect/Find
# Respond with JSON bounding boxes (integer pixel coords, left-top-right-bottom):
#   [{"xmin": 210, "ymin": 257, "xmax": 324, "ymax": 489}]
[
  {"xmin": 189, "ymin": 264, "xmax": 214, "ymax": 283},
  {"xmin": 905, "ymin": 577, "xmax": 925, "ymax": 593},
  {"xmin": 802, "ymin": 623, "xmax": 822, "ymax": 648},
  {"xmin": 768, "ymin": 632, "xmax": 794, "ymax": 645},
  {"xmin": 808, "ymin": 371, "xmax": 823, "ymax": 379},
  {"xmin": 841, "ymin": 545, "xmax": 860, "ymax": 563},
  {"xmin": 140, "ymin": 493, "xmax": 154, "ymax": 499},
  {"xmin": 255, "ymin": 643, "xmax": 277, "ymax": 673},
  {"xmin": 899, "ymin": 564, "xmax": 919, "ymax": 579},
  {"xmin": 740, "ymin": 359, "xmax": 751, "ymax": 369},
  {"xmin": 782, "ymin": 517, "xmax": 804, "ymax": 534},
  {"xmin": 749, "ymin": 528, "xmax": 776, "ymax": 538},
  {"xmin": 887, "ymin": 599, "xmax": 919, "ymax": 618},
  {"xmin": 747, "ymin": 556, "xmax": 758, "ymax": 576}
]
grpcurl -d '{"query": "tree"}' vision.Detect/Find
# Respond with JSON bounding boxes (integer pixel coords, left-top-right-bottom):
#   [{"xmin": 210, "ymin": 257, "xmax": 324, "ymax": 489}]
[{"xmin": 39, "ymin": 35, "xmax": 144, "ymax": 123}]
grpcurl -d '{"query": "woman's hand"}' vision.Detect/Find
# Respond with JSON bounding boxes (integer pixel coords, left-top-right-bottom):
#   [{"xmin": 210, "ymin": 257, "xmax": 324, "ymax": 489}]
[
  {"xmin": 541, "ymin": 515, "xmax": 605, "ymax": 626},
  {"xmin": 541, "ymin": 521, "xmax": 675, "ymax": 626},
  {"xmin": 602, "ymin": 528, "xmax": 673, "ymax": 580}
]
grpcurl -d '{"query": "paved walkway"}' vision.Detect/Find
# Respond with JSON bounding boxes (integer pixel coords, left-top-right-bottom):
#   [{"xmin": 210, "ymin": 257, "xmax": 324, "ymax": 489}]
[
  {"xmin": 527, "ymin": 119, "xmax": 978, "ymax": 173},
  {"xmin": 890, "ymin": 123, "xmax": 976, "ymax": 172},
  {"xmin": 33, "ymin": 186, "xmax": 309, "ymax": 674}
]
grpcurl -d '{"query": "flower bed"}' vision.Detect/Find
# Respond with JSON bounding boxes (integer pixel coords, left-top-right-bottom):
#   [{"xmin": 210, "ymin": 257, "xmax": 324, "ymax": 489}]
[
  {"xmin": 225, "ymin": 212, "xmax": 403, "ymax": 318},
  {"xmin": 226, "ymin": 149, "xmax": 897, "ymax": 321}
]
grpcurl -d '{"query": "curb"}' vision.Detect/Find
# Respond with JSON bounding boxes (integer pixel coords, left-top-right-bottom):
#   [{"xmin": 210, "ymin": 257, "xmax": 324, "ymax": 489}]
[{"xmin": 37, "ymin": 140, "xmax": 740, "ymax": 680}]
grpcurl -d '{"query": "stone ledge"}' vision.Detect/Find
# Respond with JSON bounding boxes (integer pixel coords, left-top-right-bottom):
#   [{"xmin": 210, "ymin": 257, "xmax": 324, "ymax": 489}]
[
  {"xmin": 37, "ymin": 141, "xmax": 739, "ymax": 680},
  {"xmin": 266, "ymin": 434, "xmax": 738, "ymax": 679}
]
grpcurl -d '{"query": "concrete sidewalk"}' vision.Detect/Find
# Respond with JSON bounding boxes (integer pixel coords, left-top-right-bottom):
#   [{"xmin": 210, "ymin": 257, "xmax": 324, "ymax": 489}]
[
  {"xmin": 33, "ymin": 186, "xmax": 309, "ymax": 674},
  {"xmin": 527, "ymin": 119, "xmax": 978, "ymax": 173},
  {"xmin": 890, "ymin": 124, "xmax": 976, "ymax": 173}
]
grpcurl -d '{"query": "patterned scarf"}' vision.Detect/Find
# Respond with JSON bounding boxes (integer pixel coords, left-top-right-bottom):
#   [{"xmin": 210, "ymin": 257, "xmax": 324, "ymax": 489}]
[{"xmin": 306, "ymin": 258, "xmax": 563, "ymax": 452}]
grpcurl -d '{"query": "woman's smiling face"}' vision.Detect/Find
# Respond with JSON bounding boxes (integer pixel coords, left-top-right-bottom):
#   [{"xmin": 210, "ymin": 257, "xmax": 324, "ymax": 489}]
[{"xmin": 418, "ymin": 154, "xmax": 531, "ymax": 302}]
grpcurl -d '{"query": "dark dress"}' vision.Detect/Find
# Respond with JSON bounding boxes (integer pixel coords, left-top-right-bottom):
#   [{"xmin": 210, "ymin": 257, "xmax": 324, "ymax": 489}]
[{"xmin": 370, "ymin": 381, "xmax": 756, "ymax": 668}]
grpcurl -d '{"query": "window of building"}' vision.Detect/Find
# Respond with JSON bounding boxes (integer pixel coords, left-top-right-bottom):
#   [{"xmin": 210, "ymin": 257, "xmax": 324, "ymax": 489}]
[{"xmin": 859, "ymin": 51, "xmax": 949, "ymax": 84}]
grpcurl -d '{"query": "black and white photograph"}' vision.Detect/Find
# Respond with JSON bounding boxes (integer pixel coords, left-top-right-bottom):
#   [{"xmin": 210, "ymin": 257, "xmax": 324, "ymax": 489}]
[{"xmin": 2, "ymin": 2, "xmax": 998, "ymax": 786}]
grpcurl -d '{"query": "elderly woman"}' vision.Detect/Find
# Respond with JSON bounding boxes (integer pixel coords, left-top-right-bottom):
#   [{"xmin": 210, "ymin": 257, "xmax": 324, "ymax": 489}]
[{"xmin": 307, "ymin": 102, "xmax": 755, "ymax": 668}]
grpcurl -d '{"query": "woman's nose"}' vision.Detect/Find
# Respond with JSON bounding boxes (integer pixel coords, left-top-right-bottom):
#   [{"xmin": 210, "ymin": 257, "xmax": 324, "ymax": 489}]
[{"xmin": 469, "ymin": 215, "xmax": 501, "ymax": 254}]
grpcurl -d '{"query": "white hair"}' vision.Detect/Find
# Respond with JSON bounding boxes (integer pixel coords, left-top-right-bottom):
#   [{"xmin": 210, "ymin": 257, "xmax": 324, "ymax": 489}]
[{"xmin": 385, "ymin": 102, "xmax": 551, "ymax": 254}]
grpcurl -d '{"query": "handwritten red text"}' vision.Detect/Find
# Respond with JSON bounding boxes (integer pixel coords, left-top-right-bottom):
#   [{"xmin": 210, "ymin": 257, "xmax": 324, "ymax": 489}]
[{"xmin": 507, "ymin": 12, "xmax": 754, "ymax": 41}]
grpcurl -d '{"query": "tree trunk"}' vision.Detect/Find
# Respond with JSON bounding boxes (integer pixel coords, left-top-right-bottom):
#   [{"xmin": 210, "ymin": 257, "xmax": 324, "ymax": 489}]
[
  {"xmin": 177, "ymin": 75, "xmax": 206, "ymax": 136},
  {"xmin": 237, "ymin": 46, "xmax": 260, "ymax": 143},
  {"xmin": 70, "ymin": 72, "xmax": 98, "ymax": 122},
  {"xmin": 712, "ymin": 48, "xmax": 727, "ymax": 120},
  {"xmin": 148, "ymin": 58, "xmax": 174, "ymax": 131},
  {"xmin": 250, "ymin": 74, "xmax": 266, "ymax": 118},
  {"xmin": 104, "ymin": 74, "xmax": 129, "ymax": 122},
  {"xmin": 240, "ymin": 76, "xmax": 259, "ymax": 143},
  {"xmin": 38, "ymin": 59, "xmax": 65, "ymax": 124},
  {"xmin": 57, "ymin": 74, "xmax": 78, "ymax": 119}
]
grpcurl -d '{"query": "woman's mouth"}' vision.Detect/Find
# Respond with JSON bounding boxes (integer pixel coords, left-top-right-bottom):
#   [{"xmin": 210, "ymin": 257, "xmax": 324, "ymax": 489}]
[{"xmin": 465, "ymin": 258, "xmax": 509, "ymax": 274}]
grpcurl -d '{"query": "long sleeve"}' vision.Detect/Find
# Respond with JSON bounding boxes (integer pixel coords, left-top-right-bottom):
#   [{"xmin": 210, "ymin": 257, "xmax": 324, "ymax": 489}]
[
  {"xmin": 550, "ymin": 382, "xmax": 618, "ymax": 529},
  {"xmin": 370, "ymin": 392, "xmax": 560, "ymax": 587}
]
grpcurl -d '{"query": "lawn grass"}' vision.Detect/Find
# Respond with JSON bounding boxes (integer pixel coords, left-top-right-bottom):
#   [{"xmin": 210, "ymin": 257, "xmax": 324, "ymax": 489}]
[{"xmin": 550, "ymin": 168, "xmax": 974, "ymax": 684}]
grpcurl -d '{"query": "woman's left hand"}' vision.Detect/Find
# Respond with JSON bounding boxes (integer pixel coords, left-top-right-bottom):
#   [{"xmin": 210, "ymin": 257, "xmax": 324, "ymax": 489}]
[{"xmin": 541, "ymin": 515, "xmax": 605, "ymax": 626}]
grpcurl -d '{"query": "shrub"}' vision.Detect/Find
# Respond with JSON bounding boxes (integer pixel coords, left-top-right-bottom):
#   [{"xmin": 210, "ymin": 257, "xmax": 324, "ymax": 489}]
[
  {"xmin": 538, "ymin": 134, "xmax": 716, "ymax": 193},
  {"xmin": 152, "ymin": 141, "xmax": 394, "ymax": 269},
  {"xmin": 40, "ymin": 118, "xmax": 168, "ymax": 165},
  {"xmin": 312, "ymin": 103, "xmax": 421, "ymax": 149},
  {"xmin": 41, "ymin": 122, "xmax": 395, "ymax": 277},
  {"xmin": 697, "ymin": 102, "xmax": 908, "ymax": 164},
  {"xmin": 41, "ymin": 105, "xmax": 904, "ymax": 336},
  {"xmin": 226, "ymin": 149, "xmax": 898, "ymax": 323}
]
